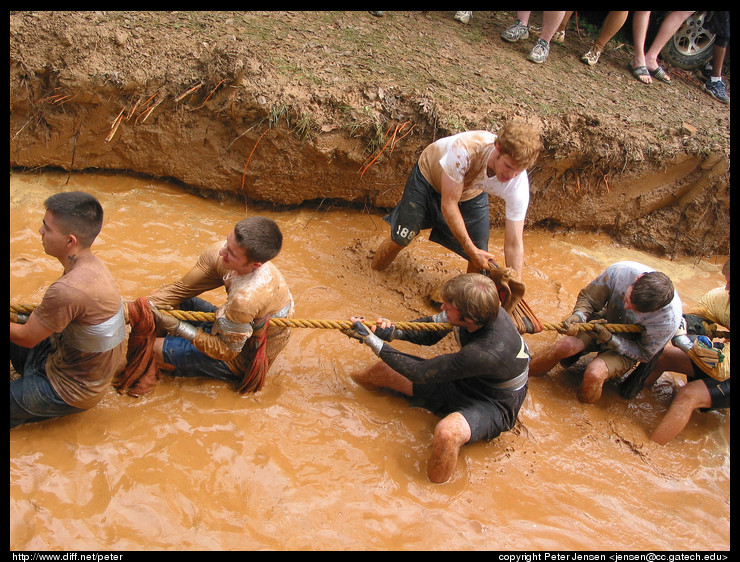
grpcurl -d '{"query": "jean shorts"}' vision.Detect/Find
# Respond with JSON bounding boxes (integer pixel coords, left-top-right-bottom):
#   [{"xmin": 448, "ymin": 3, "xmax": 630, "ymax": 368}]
[
  {"xmin": 160, "ymin": 297, "xmax": 240, "ymax": 383},
  {"xmin": 10, "ymin": 338, "xmax": 86, "ymax": 428},
  {"xmin": 383, "ymin": 163, "xmax": 490, "ymax": 260}
]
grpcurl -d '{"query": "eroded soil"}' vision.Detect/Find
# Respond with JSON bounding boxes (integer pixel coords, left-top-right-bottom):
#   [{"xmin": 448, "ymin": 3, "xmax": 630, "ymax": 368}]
[{"xmin": 9, "ymin": 10, "xmax": 731, "ymax": 256}]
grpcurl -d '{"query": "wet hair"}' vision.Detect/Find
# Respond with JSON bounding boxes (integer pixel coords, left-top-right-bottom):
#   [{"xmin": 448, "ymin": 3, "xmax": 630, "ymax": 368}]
[
  {"xmin": 441, "ymin": 273, "xmax": 500, "ymax": 326},
  {"xmin": 44, "ymin": 191, "xmax": 104, "ymax": 248},
  {"xmin": 233, "ymin": 216, "xmax": 283, "ymax": 263},
  {"xmin": 496, "ymin": 120, "xmax": 543, "ymax": 169},
  {"xmin": 630, "ymin": 271, "xmax": 675, "ymax": 312}
]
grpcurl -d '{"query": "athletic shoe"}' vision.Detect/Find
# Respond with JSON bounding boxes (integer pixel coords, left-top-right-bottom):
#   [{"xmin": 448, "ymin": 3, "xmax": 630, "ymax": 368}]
[
  {"xmin": 454, "ymin": 11, "xmax": 472, "ymax": 24},
  {"xmin": 502, "ymin": 20, "xmax": 529, "ymax": 42},
  {"xmin": 703, "ymin": 79, "xmax": 730, "ymax": 103},
  {"xmin": 527, "ymin": 38, "xmax": 550, "ymax": 63}
]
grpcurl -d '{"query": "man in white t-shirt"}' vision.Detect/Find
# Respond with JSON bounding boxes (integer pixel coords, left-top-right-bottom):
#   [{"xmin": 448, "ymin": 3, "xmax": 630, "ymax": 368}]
[{"xmin": 371, "ymin": 121, "xmax": 543, "ymax": 279}]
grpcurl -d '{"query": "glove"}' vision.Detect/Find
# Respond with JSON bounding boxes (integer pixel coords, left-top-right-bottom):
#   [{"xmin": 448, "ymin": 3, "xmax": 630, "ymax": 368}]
[
  {"xmin": 151, "ymin": 305, "xmax": 199, "ymax": 340},
  {"xmin": 687, "ymin": 336, "xmax": 725, "ymax": 379},
  {"xmin": 374, "ymin": 324, "xmax": 396, "ymax": 341},
  {"xmin": 588, "ymin": 321, "xmax": 613, "ymax": 345},
  {"xmin": 151, "ymin": 306, "xmax": 180, "ymax": 333},
  {"xmin": 559, "ymin": 313, "xmax": 585, "ymax": 336},
  {"xmin": 343, "ymin": 320, "xmax": 383, "ymax": 356}
]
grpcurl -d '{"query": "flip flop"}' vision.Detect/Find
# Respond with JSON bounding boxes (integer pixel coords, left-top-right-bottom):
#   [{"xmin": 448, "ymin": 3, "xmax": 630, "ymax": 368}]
[
  {"xmin": 649, "ymin": 65, "xmax": 672, "ymax": 84},
  {"xmin": 628, "ymin": 62, "xmax": 651, "ymax": 84}
]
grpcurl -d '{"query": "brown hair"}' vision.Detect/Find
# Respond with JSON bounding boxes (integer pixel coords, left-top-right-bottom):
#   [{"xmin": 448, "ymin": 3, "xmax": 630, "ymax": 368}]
[
  {"xmin": 44, "ymin": 191, "xmax": 104, "ymax": 248},
  {"xmin": 441, "ymin": 273, "xmax": 500, "ymax": 326},
  {"xmin": 233, "ymin": 216, "xmax": 283, "ymax": 263},
  {"xmin": 630, "ymin": 271, "xmax": 675, "ymax": 312}
]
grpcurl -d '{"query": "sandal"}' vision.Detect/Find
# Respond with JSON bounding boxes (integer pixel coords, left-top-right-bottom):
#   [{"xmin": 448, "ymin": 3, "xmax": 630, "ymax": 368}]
[
  {"xmin": 629, "ymin": 62, "xmax": 651, "ymax": 84},
  {"xmin": 649, "ymin": 65, "xmax": 672, "ymax": 83}
]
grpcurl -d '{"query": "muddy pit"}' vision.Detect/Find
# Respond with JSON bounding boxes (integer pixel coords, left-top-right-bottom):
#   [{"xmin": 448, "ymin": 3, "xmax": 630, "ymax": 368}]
[
  {"xmin": 10, "ymin": 171, "xmax": 730, "ymax": 551},
  {"xmin": 9, "ymin": 11, "xmax": 730, "ymax": 552}
]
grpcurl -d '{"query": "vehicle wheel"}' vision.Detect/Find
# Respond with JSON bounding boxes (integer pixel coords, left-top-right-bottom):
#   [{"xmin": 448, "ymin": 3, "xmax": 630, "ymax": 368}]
[{"xmin": 660, "ymin": 11, "xmax": 715, "ymax": 70}]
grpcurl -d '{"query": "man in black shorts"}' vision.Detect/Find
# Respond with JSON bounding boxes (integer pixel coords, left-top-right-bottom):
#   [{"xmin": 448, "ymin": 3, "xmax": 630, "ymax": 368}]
[
  {"xmin": 345, "ymin": 273, "xmax": 530, "ymax": 483},
  {"xmin": 371, "ymin": 124, "xmax": 542, "ymax": 279},
  {"xmin": 646, "ymin": 259, "xmax": 730, "ymax": 444}
]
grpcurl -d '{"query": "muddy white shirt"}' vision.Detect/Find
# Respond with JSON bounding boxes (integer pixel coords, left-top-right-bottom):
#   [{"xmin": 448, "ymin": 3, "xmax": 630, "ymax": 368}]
[
  {"xmin": 573, "ymin": 260, "xmax": 683, "ymax": 363},
  {"xmin": 418, "ymin": 130, "xmax": 530, "ymax": 221},
  {"xmin": 149, "ymin": 242, "xmax": 294, "ymax": 375}
]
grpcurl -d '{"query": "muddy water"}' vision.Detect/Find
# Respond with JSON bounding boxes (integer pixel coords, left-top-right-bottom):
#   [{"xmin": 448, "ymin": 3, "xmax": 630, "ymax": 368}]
[{"xmin": 10, "ymin": 170, "xmax": 729, "ymax": 552}]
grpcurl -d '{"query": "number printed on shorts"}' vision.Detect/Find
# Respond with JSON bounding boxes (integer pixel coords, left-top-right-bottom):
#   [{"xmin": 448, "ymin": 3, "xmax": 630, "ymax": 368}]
[{"xmin": 396, "ymin": 225, "xmax": 417, "ymax": 241}]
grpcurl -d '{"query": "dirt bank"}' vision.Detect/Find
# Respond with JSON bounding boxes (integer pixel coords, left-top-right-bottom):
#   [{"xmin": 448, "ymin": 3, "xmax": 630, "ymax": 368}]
[{"xmin": 9, "ymin": 11, "xmax": 731, "ymax": 257}]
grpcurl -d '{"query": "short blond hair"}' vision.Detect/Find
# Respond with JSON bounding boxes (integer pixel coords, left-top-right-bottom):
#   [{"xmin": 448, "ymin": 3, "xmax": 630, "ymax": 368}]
[{"xmin": 497, "ymin": 120, "xmax": 543, "ymax": 169}]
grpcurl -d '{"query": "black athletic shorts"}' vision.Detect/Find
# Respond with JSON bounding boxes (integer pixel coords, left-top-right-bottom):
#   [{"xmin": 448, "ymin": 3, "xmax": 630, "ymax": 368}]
[
  {"xmin": 409, "ymin": 380, "xmax": 528, "ymax": 443},
  {"xmin": 691, "ymin": 362, "xmax": 731, "ymax": 410},
  {"xmin": 383, "ymin": 163, "xmax": 490, "ymax": 261}
]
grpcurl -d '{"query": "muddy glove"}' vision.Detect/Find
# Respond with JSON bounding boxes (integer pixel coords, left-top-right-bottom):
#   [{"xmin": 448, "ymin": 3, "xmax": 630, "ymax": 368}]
[
  {"xmin": 588, "ymin": 321, "xmax": 614, "ymax": 346},
  {"xmin": 687, "ymin": 336, "xmax": 725, "ymax": 379},
  {"xmin": 373, "ymin": 324, "xmax": 397, "ymax": 341},
  {"xmin": 10, "ymin": 311, "xmax": 28, "ymax": 324},
  {"xmin": 559, "ymin": 311, "xmax": 587, "ymax": 336},
  {"xmin": 151, "ymin": 305, "xmax": 199, "ymax": 340},
  {"xmin": 343, "ymin": 320, "xmax": 384, "ymax": 356}
]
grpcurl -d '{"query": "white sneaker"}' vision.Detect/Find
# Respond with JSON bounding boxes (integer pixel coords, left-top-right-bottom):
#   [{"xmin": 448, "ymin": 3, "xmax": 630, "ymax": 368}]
[
  {"xmin": 501, "ymin": 20, "xmax": 530, "ymax": 42},
  {"xmin": 454, "ymin": 11, "xmax": 472, "ymax": 24}
]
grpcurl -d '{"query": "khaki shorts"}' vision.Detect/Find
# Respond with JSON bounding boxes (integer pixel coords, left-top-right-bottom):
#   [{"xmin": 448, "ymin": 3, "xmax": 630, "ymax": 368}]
[{"xmin": 576, "ymin": 331, "xmax": 638, "ymax": 380}]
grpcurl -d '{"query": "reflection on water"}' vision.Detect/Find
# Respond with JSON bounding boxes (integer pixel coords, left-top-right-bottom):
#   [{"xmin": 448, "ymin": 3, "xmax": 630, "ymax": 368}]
[{"xmin": 10, "ymin": 171, "xmax": 729, "ymax": 551}]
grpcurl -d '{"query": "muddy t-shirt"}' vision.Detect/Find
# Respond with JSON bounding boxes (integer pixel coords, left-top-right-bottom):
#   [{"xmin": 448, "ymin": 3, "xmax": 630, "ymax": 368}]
[
  {"xmin": 149, "ymin": 241, "xmax": 294, "ymax": 374},
  {"xmin": 689, "ymin": 286, "xmax": 730, "ymax": 380},
  {"xmin": 572, "ymin": 260, "xmax": 683, "ymax": 362},
  {"xmin": 417, "ymin": 130, "xmax": 530, "ymax": 221},
  {"xmin": 32, "ymin": 253, "xmax": 125, "ymax": 410}
]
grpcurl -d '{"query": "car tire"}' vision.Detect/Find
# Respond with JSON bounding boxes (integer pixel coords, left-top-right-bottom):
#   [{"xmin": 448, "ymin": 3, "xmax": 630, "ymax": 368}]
[{"xmin": 660, "ymin": 11, "xmax": 716, "ymax": 70}]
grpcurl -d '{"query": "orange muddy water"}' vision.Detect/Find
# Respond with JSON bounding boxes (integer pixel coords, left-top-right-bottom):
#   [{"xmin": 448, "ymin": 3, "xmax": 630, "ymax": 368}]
[{"xmin": 10, "ymin": 170, "xmax": 729, "ymax": 551}]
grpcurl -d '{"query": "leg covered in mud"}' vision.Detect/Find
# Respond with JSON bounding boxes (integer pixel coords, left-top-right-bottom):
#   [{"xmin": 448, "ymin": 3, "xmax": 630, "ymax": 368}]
[
  {"xmin": 427, "ymin": 412, "xmax": 471, "ymax": 483},
  {"xmin": 650, "ymin": 379, "xmax": 713, "ymax": 445},
  {"xmin": 529, "ymin": 335, "xmax": 586, "ymax": 376}
]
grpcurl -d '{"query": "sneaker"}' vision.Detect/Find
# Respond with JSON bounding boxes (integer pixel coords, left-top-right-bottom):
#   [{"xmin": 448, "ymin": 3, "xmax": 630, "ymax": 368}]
[
  {"xmin": 580, "ymin": 46, "xmax": 602, "ymax": 66},
  {"xmin": 527, "ymin": 38, "xmax": 550, "ymax": 63},
  {"xmin": 454, "ymin": 11, "xmax": 472, "ymax": 24},
  {"xmin": 703, "ymin": 78, "xmax": 730, "ymax": 103},
  {"xmin": 502, "ymin": 20, "xmax": 529, "ymax": 42},
  {"xmin": 552, "ymin": 30, "xmax": 566, "ymax": 44}
]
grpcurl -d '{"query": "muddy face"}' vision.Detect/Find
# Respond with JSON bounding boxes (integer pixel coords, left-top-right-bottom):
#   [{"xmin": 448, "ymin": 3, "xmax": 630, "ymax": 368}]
[{"xmin": 10, "ymin": 171, "xmax": 729, "ymax": 550}]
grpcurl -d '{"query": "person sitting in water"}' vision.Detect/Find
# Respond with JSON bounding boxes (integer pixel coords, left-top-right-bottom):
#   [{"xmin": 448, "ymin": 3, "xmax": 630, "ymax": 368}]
[
  {"xmin": 10, "ymin": 192, "xmax": 126, "ymax": 428},
  {"xmin": 136, "ymin": 216, "xmax": 294, "ymax": 394},
  {"xmin": 645, "ymin": 258, "xmax": 730, "ymax": 444},
  {"xmin": 345, "ymin": 273, "xmax": 530, "ymax": 484},
  {"xmin": 528, "ymin": 261, "xmax": 683, "ymax": 404}
]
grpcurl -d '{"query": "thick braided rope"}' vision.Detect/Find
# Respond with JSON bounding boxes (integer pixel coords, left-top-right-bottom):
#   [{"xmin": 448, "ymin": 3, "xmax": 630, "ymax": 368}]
[{"xmin": 10, "ymin": 303, "xmax": 644, "ymax": 334}]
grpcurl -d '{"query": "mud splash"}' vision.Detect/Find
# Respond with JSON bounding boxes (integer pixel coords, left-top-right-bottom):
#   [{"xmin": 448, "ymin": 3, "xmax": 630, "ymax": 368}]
[{"xmin": 10, "ymin": 170, "xmax": 729, "ymax": 551}]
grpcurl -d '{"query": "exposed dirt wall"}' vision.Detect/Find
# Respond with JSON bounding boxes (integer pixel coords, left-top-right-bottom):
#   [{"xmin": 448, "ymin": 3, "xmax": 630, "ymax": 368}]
[{"xmin": 9, "ymin": 11, "xmax": 731, "ymax": 257}]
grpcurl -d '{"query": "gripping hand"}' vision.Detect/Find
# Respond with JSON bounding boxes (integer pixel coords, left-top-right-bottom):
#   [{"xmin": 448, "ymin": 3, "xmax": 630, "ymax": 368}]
[{"xmin": 343, "ymin": 318, "xmax": 383, "ymax": 356}]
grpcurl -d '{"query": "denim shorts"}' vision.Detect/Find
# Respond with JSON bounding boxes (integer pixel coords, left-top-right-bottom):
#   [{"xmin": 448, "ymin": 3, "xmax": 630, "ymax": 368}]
[
  {"xmin": 10, "ymin": 338, "xmax": 86, "ymax": 428},
  {"xmin": 160, "ymin": 297, "xmax": 240, "ymax": 383},
  {"xmin": 383, "ymin": 163, "xmax": 490, "ymax": 260}
]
